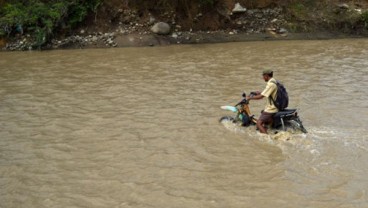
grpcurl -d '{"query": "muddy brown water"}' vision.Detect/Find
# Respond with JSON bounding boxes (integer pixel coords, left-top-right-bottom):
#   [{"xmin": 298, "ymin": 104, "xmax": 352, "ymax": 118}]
[{"xmin": 1, "ymin": 39, "xmax": 368, "ymax": 208}]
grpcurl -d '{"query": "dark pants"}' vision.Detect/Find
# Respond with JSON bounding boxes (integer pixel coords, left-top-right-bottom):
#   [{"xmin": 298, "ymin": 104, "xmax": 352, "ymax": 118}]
[
  {"xmin": 259, "ymin": 111, "xmax": 275, "ymax": 124},
  {"xmin": 257, "ymin": 111, "xmax": 275, "ymax": 134}
]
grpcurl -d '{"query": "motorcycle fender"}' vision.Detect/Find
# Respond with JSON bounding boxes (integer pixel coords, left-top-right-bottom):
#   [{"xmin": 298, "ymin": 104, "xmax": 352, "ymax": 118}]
[{"xmin": 220, "ymin": 106, "xmax": 238, "ymax": 113}]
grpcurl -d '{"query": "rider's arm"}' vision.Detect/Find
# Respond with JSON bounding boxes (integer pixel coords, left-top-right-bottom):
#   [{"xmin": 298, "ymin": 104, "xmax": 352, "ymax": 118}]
[
  {"xmin": 248, "ymin": 81, "xmax": 274, "ymax": 101},
  {"xmin": 248, "ymin": 94, "xmax": 264, "ymax": 100}
]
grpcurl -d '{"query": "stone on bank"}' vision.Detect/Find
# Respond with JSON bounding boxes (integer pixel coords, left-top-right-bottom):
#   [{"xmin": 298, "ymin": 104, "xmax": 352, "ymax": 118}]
[{"xmin": 151, "ymin": 22, "xmax": 171, "ymax": 35}]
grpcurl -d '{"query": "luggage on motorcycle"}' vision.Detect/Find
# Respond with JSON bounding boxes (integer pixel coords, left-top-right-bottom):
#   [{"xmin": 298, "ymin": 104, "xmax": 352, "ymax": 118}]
[
  {"xmin": 270, "ymin": 80, "xmax": 289, "ymax": 111},
  {"xmin": 241, "ymin": 114, "xmax": 251, "ymax": 126}
]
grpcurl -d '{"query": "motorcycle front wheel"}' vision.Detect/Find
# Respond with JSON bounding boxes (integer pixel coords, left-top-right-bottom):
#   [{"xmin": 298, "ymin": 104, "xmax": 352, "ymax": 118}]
[{"xmin": 219, "ymin": 116, "xmax": 236, "ymax": 123}]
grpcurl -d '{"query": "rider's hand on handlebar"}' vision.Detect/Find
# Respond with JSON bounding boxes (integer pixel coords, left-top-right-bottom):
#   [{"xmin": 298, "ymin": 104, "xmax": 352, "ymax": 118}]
[
  {"xmin": 247, "ymin": 91, "xmax": 261, "ymax": 100},
  {"xmin": 250, "ymin": 91, "xmax": 260, "ymax": 96}
]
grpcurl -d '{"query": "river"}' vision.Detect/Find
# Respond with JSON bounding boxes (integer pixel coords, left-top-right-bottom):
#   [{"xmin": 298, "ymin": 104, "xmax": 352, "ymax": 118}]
[{"xmin": 1, "ymin": 39, "xmax": 368, "ymax": 208}]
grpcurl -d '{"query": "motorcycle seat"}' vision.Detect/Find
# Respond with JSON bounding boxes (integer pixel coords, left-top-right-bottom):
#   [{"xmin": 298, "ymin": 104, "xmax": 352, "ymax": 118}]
[{"xmin": 274, "ymin": 109, "xmax": 296, "ymax": 117}]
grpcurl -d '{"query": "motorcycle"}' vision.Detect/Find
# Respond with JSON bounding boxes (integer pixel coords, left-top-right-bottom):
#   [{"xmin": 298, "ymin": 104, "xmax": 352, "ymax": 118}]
[{"xmin": 219, "ymin": 92, "xmax": 307, "ymax": 133}]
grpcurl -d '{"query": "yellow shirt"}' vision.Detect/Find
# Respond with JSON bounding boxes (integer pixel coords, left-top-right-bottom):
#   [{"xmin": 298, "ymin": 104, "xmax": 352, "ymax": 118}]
[{"xmin": 261, "ymin": 78, "xmax": 278, "ymax": 113}]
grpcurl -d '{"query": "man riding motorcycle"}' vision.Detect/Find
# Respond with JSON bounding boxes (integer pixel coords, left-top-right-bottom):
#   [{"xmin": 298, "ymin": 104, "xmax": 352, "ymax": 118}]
[{"xmin": 245, "ymin": 70, "xmax": 277, "ymax": 134}]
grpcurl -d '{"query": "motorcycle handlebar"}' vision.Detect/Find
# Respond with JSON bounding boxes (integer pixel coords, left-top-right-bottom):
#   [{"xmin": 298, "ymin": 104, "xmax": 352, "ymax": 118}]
[
  {"xmin": 235, "ymin": 98, "xmax": 248, "ymax": 107},
  {"xmin": 250, "ymin": 91, "xmax": 258, "ymax": 97},
  {"xmin": 236, "ymin": 91, "xmax": 258, "ymax": 106},
  {"xmin": 242, "ymin": 91, "xmax": 258, "ymax": 99}
]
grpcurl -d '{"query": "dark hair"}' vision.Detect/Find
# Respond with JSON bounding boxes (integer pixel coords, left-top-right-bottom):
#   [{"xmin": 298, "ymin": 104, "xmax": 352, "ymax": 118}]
[{"xmin": 263, "ymin": 71, "xmax": 273, "ymax": 77}]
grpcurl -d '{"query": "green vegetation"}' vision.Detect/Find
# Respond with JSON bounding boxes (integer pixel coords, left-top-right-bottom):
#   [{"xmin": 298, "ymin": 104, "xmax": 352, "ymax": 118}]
[
  {"xmin": 289, "ymin": 3, "xmax": 309, "ymax": 20},
  {"xmin": 286, "ymin": 1, "xmax": 368, "ymax": 32},
  {"xmin": 0, "ymin": 0, "xmax": 367, "ymax": 49},
  {"xmin": 362, "ymin": 11, "xmax": 368, "ymax": 29},
  {"xmin": 0, "ymin": 0, "xmax": 101, "ymax": 47}
]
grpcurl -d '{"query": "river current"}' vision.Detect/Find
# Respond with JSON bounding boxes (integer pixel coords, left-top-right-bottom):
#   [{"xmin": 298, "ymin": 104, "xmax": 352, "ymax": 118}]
[{"xmin": 1, "ymin": 39, "xmax": 368, "ymax": 208}]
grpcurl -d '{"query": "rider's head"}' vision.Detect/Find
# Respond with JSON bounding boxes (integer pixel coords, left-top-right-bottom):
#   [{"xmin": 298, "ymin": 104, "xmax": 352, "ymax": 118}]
[{"xmin": 262, "ymin": 70, "xmax": 273, "ymax": 81}]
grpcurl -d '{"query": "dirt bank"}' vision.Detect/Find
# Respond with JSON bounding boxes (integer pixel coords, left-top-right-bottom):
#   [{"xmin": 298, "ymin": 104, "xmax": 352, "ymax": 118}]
[
  {"xmin": 1, "ymin": 0, "xmax": 368, "ymax": 51},
  {"xmin": 47, "ymin": 31, "xmax": 367, "ymax": 50}
]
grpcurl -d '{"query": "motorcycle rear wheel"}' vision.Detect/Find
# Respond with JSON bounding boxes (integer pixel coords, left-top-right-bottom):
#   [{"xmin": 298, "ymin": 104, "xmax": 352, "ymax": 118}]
[{"xmin": 287, "ymin": 119, "xmax": 308, "ymax": 133}]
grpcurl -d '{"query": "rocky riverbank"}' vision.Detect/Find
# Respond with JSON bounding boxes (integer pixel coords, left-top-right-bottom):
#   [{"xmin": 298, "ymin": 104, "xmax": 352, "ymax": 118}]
[{"xmin": 1, "ymin": 2, "xmax": 368, "ymax": 51}]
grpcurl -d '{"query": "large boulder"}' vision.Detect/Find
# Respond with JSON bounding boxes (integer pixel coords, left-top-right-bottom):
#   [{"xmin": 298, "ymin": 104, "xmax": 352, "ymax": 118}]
[{"xmin": 151, "ymin": 22, "xmax": 171, "ymax": 35}]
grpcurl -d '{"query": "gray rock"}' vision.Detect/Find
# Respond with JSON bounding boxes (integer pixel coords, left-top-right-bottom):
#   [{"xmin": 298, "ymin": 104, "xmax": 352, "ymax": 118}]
[
  {"xmin": 149, "ymin": 16, "xmax": 156, "ymax": 25},
  {"xmin": 171, "ymin": 33, "xmax": 178, "ymax": 38},
  {"xmin": 278, "ymin": 28, "xmax": 288, "ymax": 34},
  {"xmin": 232, "ymin": 3, "xmax": 247, "ymax": 13},
  {"xmin": 337, "ymin": 3, "xmax": 349, "ymax": 10},
  {"xmin": 151, "ymin": 22, "xmax": 171, "ymax": 35}
]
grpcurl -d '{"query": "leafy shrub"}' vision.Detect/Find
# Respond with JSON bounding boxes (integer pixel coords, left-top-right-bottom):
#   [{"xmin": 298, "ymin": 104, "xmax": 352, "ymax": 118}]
[
  {"xmin": 0, "ymin": 3, "xmax": 26, "ymax": 36},
  {"xmin": 0, "ymin": 0, "xmax": 101, "ymax": 47},
  {"xmin": 362, "ymin": 11, "xmax": 368, "ymax": 29},
  {"xmin": 288, "ymin": 3, "xmax": 309, "ymax": 20}
]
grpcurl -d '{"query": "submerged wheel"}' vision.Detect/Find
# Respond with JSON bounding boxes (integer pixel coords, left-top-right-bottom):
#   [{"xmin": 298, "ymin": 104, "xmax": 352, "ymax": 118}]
[
  {"xmin": 219, "ymin": 116, "xmax": 236, "ymax": 123},
  {"xmin": 288, "ymin": 119, "xmax": 308, "ymax": 133}
]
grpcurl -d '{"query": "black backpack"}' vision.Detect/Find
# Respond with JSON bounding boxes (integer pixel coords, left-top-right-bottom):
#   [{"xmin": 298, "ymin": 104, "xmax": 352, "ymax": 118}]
[{"xmin": 270, "ymin": 80, "xmax": 289, "ymax": 111}]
